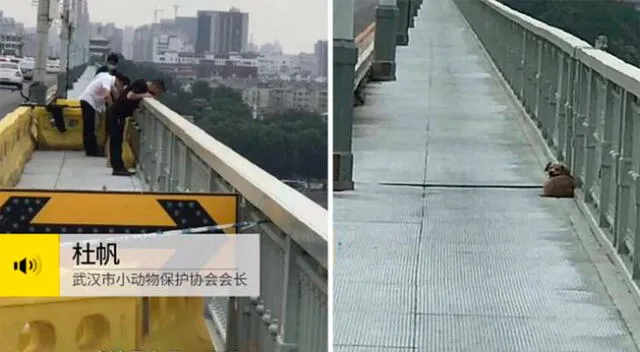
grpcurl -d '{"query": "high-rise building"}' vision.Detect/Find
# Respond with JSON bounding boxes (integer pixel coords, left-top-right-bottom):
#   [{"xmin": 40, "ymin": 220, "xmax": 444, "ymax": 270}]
[
  {"xmin": 122, "ymin": 26, "xmax": 134, "ymax": 59},
  {"xmin": 314, "ymin": 40, "xmax": 328, "ymax": 77},
  {"xmin": 132, "ymin": 19, "xmax": 182, "ymax": 62},
  {"xmin": 90, "ymin": 22, "xmax": 123, "ymax": 53},
  {"xmin": 151, "ymin": 34, "xmax": 185, "ymax": 63},
  {"xmin": 133, "ymin": 25, "xmax": 153, "ymax": 62},
  {"xmin": 0, "ymin": 10, "xmax": 25, "ymax": 56},
  {"xmin": 174, "ymin": 17, "xmax": 198, "ymax": 46},
  {"xmin": 195, "ymin": 8, "xmax": 249, "ymax": 55}
]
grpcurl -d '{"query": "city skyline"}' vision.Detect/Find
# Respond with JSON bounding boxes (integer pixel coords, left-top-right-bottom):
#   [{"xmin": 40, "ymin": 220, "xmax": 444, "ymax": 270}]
[{"xmin": 0, "ymin": 0, "xmax": 327, "ymax": 54}]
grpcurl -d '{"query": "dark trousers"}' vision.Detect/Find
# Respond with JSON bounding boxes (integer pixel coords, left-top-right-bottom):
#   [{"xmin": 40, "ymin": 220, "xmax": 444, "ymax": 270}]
[
  {"xmin": 103, "ymin": 106, "xmax": 110, "ymax": 145},
  {"xmin": 108, "ymin": 114, "xmax": 126, "ymax": 171},
  {"xmin": 80, "ymin": 100, "xmax": 98, "ymax": 155}
]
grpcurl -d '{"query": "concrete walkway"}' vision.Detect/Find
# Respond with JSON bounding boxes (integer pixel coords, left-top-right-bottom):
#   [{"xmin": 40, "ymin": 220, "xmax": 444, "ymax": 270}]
[{"xmin": 333, "ymin": 0, "xmax": 640, "ymax": 350}]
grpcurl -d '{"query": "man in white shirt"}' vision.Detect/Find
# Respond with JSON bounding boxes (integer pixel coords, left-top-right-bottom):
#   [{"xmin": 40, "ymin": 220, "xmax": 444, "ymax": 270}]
[{"xmin": 78, "ymin": 71, "xmax": 129, "ymax": 156}]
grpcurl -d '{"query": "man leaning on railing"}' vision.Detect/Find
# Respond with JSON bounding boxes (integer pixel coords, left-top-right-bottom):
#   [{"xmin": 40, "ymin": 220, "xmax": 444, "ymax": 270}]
[{"xmin": 107, "ymin": 78, "xmax": 166, "ymax": 176}]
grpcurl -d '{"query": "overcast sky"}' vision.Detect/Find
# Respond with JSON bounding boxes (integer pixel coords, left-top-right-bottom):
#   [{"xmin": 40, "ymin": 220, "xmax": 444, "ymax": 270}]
[{"xmin": 0, "ymin": 0, "xmax": 328, "ymax": 53}]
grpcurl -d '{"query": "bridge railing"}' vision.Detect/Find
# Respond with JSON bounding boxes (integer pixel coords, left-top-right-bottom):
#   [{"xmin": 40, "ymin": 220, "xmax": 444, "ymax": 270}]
[
  {"xmin": 354, "ymin": 23, "xmax": 376, "ymax": 90},
  {"xmin": 453, "ymin": 0, "xmax": 640, "ymax": 279},
  {"xmin": 135, "ymin": 99, "xmax": 328, "ymax": 352}
]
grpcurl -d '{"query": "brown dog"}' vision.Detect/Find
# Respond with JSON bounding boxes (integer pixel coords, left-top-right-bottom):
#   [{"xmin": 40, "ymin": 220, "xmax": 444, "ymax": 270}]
[{"xmin": 541, "ymin": 162, "xmax": 576, "ymax": 198}]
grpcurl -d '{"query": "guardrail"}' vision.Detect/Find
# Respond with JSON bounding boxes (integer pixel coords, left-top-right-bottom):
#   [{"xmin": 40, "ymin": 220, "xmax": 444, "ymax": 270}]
[
  {"xmin": 453, "ymin": 0, "xmax": 640, "ymax": 279},
  {"xmin": 44, "ymin": 63, "xmax": 89, "ymax": 103},
  {"xmin": 134, "ymin": 99, "xmax": 328, "ymax": 352},
  {"xmin": 354, "ymin": 22, "xmax": 376, "ymax": 90},
  {"xmin": 46, "ymin": 84, "xmax": 57, "ymax": 102}
]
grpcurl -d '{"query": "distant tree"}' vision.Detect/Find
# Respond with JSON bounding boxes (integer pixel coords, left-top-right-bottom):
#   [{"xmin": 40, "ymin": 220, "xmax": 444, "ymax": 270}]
[
  {"xmin": 502, "ymin": 0, "xmax": 640, "ymax": 65},
  {"xmin": 190, "ymin": 80, "xmax": 212, "ymax": 100},
  {"xmin": 118, "ymin": 61, "xmax": 327, "ymax": 180}
]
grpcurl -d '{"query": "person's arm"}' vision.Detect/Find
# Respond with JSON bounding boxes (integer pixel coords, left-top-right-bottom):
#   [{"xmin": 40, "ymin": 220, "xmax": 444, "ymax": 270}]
[{"xmin": 126, "ymin": 91, "xmax": 153, "ymax": 100}]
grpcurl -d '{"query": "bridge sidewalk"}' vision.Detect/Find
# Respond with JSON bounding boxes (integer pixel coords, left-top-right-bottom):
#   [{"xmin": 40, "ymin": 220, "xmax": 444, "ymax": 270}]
[{"xmin": 334, "ymin": 0, "xmax": 640, "ymax": 350}]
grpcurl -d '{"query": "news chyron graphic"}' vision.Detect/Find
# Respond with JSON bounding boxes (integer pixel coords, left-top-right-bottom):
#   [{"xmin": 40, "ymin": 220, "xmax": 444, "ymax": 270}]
[
  {"xmin": 14, "ymin": 256, "xmax": 42, "ymax": 275},
  {"xmin": 0, "ymin": 233, "xmax": 259, "ymax": 297},
  {"xmin": 0, "ymin": 190, "xmax": 260, "ymax": 297}
]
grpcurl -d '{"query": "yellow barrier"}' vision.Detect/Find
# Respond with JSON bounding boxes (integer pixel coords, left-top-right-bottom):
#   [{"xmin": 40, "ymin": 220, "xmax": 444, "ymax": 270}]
[
  {"xmin": 34, "ymin": 101, "xmax": 107, "ymax": 151},
  {"xmin": 0, "ymin": 297, "xmax": 214, "ymax": 351},
  {"xmin": 0, "ymin": 107, "xmax": 36, "ymax": 188}
]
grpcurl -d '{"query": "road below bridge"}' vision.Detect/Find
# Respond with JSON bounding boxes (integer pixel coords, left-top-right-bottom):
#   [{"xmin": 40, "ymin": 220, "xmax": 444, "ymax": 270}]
[{"xmin": 0, "ymin": 75, "xmax": 58, "ymax": 119}]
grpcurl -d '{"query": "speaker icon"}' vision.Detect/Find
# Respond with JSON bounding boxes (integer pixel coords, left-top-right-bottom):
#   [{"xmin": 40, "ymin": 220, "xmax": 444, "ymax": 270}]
[{"xmin": 13, "ymin": 256, "xmax": 42, "ymax": 275}]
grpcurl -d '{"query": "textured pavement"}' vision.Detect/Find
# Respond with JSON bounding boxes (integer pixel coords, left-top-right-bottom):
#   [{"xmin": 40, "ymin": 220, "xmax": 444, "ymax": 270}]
[
  {"xmin": 334, "ymin": 0, "xmax": 640, "ymax": 350},
  {"xmin": 16, "ymin": 150, "xmax": 143, "ymax": 191}
]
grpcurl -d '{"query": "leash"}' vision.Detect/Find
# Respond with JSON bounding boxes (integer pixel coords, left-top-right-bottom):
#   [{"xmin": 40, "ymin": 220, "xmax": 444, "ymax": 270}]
[{"xmin": 60, "ymin": 220, "xmax": 268, "ymax": 246}]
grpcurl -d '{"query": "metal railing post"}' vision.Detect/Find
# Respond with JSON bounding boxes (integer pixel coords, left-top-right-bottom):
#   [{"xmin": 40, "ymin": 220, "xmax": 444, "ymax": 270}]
[
  {"xmin": 408, "ymin": 0, "xmax": 418, "ymax": 28},
  {"xmin": 333, "ymin": 0, "xmax": 357, "ymax": 191},
  {"xmin": 371, "ymin": 0, "xmax": 399, "ymax": 81},
  {"xmin": 396, "ymin": 0, "xmax": 410, "ymax": 45}
]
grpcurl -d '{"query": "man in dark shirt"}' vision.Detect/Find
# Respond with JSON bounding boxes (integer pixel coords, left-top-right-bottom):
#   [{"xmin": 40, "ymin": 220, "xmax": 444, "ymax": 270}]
[
  {"xmin": 108, "ymin": 78, "xmax": 166, "ymax": 176},
  {"xmin": 95, "ymin": 53, "xmax": 119, "ymax": 76}
]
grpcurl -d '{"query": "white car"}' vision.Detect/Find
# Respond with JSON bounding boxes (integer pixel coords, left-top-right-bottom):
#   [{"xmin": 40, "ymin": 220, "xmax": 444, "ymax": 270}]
[
  {"xmin": 46, "ymin": 61, "xmax": 60, "ymax": 74},
  {"xmin": 0, "ymin": 62, "xmax": 23, "ymax": 88},
  {"xmin": 19, "ymin": 59, "xmax": 35, "ymax": 80}
]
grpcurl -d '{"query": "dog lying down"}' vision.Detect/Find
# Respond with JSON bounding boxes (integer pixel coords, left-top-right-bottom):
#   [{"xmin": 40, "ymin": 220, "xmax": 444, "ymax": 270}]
[{"xmin": 541, "ymin": 162, "xmax": 578, "ymax": 198}]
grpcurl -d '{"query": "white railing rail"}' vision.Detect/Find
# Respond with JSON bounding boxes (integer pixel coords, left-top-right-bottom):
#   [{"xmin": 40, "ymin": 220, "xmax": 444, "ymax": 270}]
[
  {"xmin": 46, "ymin": 84, "xmax": 57, "ymax": 103},
  {"xmin": 354, "ymin": 23, "xmax": 377, "ymax": 90},
  {"xmin": 141, "ymin": 99, "xmax": 328, "ymax": 263}
]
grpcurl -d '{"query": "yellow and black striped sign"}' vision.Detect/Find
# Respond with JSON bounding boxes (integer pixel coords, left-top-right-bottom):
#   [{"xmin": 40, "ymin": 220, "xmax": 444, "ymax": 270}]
[{"xmin": 0, "ymin": 190, "xmax": 237, "ymax": 234}]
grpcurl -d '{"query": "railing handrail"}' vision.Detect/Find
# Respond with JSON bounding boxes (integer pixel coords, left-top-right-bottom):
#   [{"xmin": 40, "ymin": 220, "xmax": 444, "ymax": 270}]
[
  {"xmin": 480, "ymin": 0, "xmax": 640, "ymax": 102},
  {"xmin": 575, "ymin": 48, "xmax": 640, "ymax": 101},
  {"xmin": 481, "ymin": 0, "xmax": 590, "ymax": 55},
  {"xmin": 46, "ymin": 84, "xmax": 57, "ymax": 102},
  {"xmin": 354, "ymin": 22, "xmax": 376, "ymax": 89},
  {"xmin": 141, "ymin": 98, "xmax": 328, "ymax": 268},
  {"xmin": 355, "ymin": 23, "xmax": 376, "ymax": 45}
]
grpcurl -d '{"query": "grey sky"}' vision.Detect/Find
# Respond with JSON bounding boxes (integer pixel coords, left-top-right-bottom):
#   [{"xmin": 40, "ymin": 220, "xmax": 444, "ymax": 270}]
[{"xmin": 1, "ymin": 0, "xmax": 328, "ymax": 53}]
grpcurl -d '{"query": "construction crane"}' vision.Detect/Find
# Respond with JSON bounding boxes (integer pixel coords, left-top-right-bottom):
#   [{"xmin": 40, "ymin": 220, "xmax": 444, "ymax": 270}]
[
  {"xmin": 153, "ymin": 8, "xmax": 164, "ymax": 23},
  {"xmin": 173, "ymin": 5, "xmax": 180, "ymax": 18}
]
